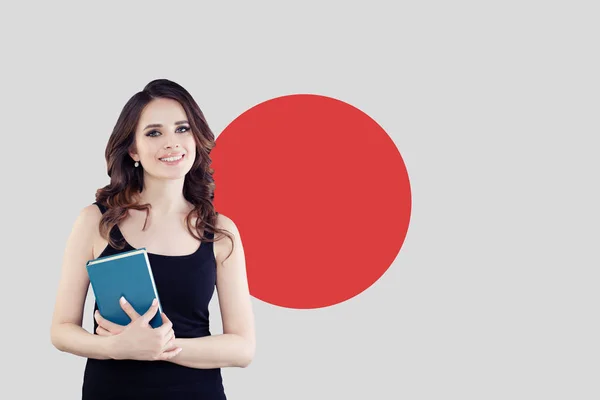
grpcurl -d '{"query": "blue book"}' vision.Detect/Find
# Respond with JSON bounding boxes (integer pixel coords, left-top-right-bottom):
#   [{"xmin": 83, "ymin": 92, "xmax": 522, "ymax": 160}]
[{"xmin": 86, "ymin": 248, "xmax": 163, "ymax": 329}]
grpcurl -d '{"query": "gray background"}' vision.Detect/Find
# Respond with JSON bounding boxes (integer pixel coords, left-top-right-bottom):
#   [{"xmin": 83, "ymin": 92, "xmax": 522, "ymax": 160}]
[{"xmin": 1, "ymin": 1, "xmax": 598, "ymax": 399}]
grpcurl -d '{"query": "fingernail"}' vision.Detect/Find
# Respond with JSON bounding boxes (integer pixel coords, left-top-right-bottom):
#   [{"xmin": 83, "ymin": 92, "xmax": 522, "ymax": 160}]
[
  {"xmin": 120, "ymin": 296, "xmax": 127, "ymax": 304},
  {"xmin": 152, "ymin": 298, "xmax": 157, "ymax": 306}
]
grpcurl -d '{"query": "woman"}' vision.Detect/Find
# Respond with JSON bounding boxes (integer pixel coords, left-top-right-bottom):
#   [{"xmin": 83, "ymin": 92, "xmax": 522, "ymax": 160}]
[{"xmin": 50, "ymin": 79, "xmax": 255, "ymax": 399}]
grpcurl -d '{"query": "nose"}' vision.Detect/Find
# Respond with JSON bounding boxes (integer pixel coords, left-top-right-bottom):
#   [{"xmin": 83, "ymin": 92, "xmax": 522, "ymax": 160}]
[{"xmin": 163, "ymin": 136, "xmax": 181, "ymax": 149}]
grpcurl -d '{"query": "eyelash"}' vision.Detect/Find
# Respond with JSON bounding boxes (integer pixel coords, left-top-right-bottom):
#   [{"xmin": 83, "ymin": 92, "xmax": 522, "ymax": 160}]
[{"xmin": 146, "ymin": 126, "xmax": 190, "ymax": 137}]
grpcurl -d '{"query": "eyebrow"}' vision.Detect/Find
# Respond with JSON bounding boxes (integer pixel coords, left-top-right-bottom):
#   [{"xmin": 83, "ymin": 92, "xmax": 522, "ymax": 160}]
[{"xmin": 143, "ymin": 120, "xmax": 189, "ymax": 130}]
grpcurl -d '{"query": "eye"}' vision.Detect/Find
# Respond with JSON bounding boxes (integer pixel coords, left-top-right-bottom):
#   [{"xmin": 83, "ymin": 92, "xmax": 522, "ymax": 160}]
[{"xmin": 145, "ymin": 126, "xmax": 190, "ymax": 137}]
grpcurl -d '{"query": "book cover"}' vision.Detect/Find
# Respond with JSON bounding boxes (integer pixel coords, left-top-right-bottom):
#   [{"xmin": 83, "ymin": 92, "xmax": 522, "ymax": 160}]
[{"xmin": 86, "ymin": 248, "xmax": 163, "ymax": 329}]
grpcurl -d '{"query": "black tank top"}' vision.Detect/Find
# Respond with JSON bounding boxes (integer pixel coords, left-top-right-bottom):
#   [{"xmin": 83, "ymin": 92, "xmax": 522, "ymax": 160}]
[{"xmin": 82, "ymin": 202, "xmax": 226, "ymax": 400}]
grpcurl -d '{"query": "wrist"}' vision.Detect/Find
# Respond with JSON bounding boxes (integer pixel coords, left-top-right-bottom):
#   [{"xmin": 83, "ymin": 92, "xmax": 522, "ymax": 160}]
[
  {"xmin": 173, "ymin": 338, "xmax": 184, "ymax": 348},
  {"xmin": 103, "ymin": 335, "xmax": 119, "ymax": 360}
]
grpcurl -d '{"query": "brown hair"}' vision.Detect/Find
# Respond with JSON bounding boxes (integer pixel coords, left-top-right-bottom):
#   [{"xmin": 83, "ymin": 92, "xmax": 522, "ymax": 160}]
[{"xmin": 94, "ymin": 78, "xmax": 234, "ymax": 261}]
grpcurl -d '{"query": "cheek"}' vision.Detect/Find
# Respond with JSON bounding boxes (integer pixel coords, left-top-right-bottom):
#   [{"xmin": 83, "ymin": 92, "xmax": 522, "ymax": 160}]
[
  {"xmin": 184, "ymin": 138, "xmax": 197, "ymax": 153},
  {"xmin": 139, "ymin": 142, "xmax": 160, "ymax": 159}
]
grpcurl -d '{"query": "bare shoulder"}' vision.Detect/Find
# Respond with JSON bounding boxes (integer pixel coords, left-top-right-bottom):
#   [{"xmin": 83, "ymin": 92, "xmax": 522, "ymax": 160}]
[
  {"xmin": 214, "ymin": 212, "xmax": 238, "ymax": 233},
  {"xmin": 69, "ymin": 204, "xmax": 102, "ymax": 236},
  {"xmin": 81, "ymin": 203, "xmax": 103, "ymax": 221},
  {"xmin": 213, "ymin": 213, "xmax": 241, "ymax": 263},
  {"xmin": 50, "ymin": 203, "xmax": 104, "ymax": 328},
  {"xmin": 79, "ymin": 204, "xmax": 104, "ymax": 258},
  {"xmin": 79, "ymin": 204, "xmax": 103, "ymax": 234}
]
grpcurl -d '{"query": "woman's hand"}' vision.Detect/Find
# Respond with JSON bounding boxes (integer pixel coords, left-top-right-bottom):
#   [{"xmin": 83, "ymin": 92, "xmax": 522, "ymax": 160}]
[
  {"xmin": 94, "ymin": 296, "xmax": 162, "ymax": 336},
  {"xmin": 96, "ymin": 298, "xmax": 182, "ymax": 361},
  {"xmin": 94, "ymin": 310, "xmax": 125, "ymax": 336}
]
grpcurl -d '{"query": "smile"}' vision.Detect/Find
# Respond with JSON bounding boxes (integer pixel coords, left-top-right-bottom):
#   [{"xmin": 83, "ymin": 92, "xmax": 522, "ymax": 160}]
[{"xmin": 159, "ymin": 154, "xmax": 185, "ymax": 165}]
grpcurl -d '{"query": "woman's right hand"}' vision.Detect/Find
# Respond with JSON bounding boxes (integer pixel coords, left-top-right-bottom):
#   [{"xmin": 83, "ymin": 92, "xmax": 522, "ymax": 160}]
[{"xmin": 109, "ymin": 299, "xmax": 182, "ymax": 361}]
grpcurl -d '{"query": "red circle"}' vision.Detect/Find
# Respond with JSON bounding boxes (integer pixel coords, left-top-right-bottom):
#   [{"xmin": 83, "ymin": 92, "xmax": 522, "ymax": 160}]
[{"xmin": 212, "ymin": 94, "xmax": 411, "ymax": 309}]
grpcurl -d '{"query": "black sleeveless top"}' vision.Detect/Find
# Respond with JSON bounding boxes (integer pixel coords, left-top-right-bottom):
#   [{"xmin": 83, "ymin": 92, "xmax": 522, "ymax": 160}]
[{"xmin": 82, "ymin": 202, "xmax": 226, "ymax": 400}]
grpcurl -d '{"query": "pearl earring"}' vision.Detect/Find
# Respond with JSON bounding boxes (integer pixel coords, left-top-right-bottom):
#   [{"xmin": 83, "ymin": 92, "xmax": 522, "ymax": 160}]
[{"xmin": 134, "ymin": 161, "xmax": 139, "ymax": 167}]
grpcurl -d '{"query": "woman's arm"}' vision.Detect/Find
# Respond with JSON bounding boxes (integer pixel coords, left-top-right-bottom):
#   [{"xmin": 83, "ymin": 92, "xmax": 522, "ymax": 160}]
[
  {"xmin": 170, "ymin": 334, "xmax": 253, "ymax": 369},
  {"xmin": 167, "ymin": 214, "xmax": 256, "ymax": 369},
  {"xmin": 50, "ymin": 205, "xmax": 116, "ymax": 360}
]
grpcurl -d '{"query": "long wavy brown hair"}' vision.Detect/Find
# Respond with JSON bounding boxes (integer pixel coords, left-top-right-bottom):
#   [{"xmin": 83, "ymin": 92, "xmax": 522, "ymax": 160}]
[{"xmin": 94, "ymin": 78, "xmax": 234, "ymax": 261}]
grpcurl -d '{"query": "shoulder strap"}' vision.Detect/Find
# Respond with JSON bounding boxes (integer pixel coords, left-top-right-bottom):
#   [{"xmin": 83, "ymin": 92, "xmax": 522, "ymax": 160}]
[
  {"xmin": 93, "ymin": 201, "xmax": 123, "ymax": 243},
  {"xmin": 205, "ymin": 229, "xmax": 214, "ymax": 240},
  {"xmin": 93, "ymin": 201, "xmax": 107, "ymax": 215}
]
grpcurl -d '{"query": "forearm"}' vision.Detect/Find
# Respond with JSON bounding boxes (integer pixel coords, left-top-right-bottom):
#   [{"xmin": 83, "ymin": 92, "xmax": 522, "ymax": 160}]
[
  {"xmin": 51, "ymin": 322, "xmax": 114, "ymax": 360},
  {"xmin": 168, "ymin": 334, "xmax": 254, "ymax": 369}
]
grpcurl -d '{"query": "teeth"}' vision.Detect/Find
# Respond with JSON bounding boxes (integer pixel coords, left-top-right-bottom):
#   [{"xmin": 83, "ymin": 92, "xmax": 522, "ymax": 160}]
[{"xmin": 160, "ymin": 155, "xmax": 183, "ymax": 162}]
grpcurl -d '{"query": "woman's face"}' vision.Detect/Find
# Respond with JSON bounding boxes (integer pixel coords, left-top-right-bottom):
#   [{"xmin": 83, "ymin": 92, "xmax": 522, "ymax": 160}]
[{"xmin": 129, "ymin": 97, "xmax": 196, "ymax": 180}]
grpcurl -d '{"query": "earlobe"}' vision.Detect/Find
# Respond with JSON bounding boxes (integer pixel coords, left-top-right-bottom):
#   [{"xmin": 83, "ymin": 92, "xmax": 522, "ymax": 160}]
[
  {"xmin": 128, "ymin": 151, "xmax": 140, "ymax": 162},
  {"xmin": 129, "ymin": 152, "xmax": 140, "ymax": 167},
  {"xmin": 128, "ymin": 143, "xmax": 139, "ymax": 160}
]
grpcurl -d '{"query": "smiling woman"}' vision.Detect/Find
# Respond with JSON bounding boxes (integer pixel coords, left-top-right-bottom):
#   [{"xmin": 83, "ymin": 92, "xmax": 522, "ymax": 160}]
[{"xmin": 49, "ymin": 79, "xmax": 255, "ymax": 400}]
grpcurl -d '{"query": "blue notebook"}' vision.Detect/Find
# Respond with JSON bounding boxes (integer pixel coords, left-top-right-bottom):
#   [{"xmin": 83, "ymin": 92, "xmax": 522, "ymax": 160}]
[{"xmin": 86, "ymin": 248, "xmax": 163, "ymax": 329}]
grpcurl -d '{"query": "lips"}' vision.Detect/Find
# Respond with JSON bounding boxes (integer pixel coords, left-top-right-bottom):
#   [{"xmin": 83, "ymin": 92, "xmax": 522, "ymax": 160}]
[
  {"xmin": 158, "ymin": 154, "xmax": 185, "ymax": 161},
  {"xmin": 159, "ymin": 153, "xmax": 184, "ymax": 159}
]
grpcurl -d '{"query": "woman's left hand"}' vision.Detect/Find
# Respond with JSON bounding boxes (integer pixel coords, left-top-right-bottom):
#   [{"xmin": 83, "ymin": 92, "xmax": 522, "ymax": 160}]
[
  {"xmin": 94, "ymin": 309, "xmax": 125, "ymax": 336},
  {"xmin": 94, "ymin": 298, "xmax": 180, "ymax": 356},
  {"xmin": 94, "ymin": 296, "xmax": 174, "ymax": 343}
]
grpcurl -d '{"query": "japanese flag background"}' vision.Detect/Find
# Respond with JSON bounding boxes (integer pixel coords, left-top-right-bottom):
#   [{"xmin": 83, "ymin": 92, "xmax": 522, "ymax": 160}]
[{"xmin": 0, "ymin": 1, "xmax": 597, "ymax": 399}]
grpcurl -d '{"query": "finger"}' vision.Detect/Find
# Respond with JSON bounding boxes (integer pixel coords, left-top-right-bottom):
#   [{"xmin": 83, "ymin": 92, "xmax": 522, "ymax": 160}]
[
  {"xmin": 165, "ymin": 330, "xmax": 175, "ymax": 344},
  {"xmin": 159, "ymin": 313, "xmax": 173, "ymax": 334},
  {"xmin": 140, "ymin": 298, "xmax": 160, "ymax": 325},
  {"xmin": 95, "ymin": 310, "xmax": 125, "ymax": 333},
  {"xmin": 161, "ymin": 336, "xmax": 176, "ymax": 352},
  {"xmin": 158, "ymin": 328, "xmax": 175, "ymax": 349},
  {"xmin": 119, "ymin": 296, "xmax": 141, "ymax": 321},
  {"xmin": 95, "ymin": 326, "xmax": 112, "ymax": 336},
  {"xmin": 164, "ymin": 340, "xmax": 178, "ymax": 352},
  {"xmin": 156, "ymin": 313, "xmax": 173, "ymax": 337},
  {"xmin": 157, "ymin": 347, "xmax": 182, "ymax": 361},
  {"xmin": 156, "ymin": 326, "xmax": 175, "ymax": 351}
]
